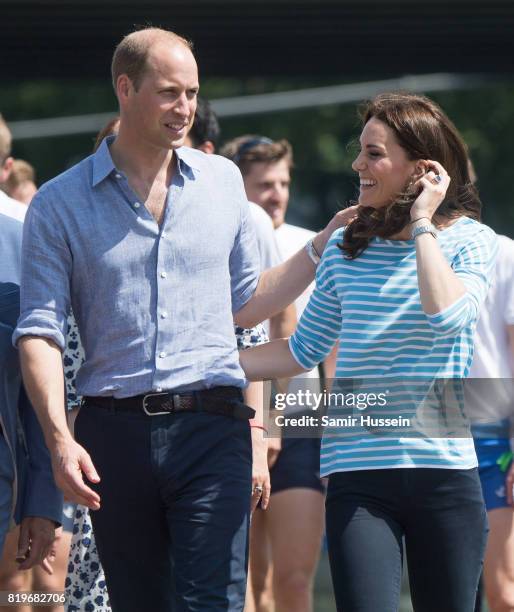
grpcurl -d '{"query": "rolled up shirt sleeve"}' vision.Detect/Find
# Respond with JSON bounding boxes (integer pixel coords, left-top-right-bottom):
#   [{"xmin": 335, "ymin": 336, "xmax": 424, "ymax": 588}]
[
  {"xmin": 426, "ymin": 225, "xmax": 498, "ymax": 338},
  {"xmin": 289, "ymin": 233, "xmax": 342, "ymax": 370},
  {"xmin": 13, "ymin": 189, "xmax": 71, "ymax": 351}
]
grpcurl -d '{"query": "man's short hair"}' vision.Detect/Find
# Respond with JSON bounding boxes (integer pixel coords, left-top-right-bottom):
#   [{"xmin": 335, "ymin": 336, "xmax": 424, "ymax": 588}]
[
  {"xmin": 111, "ymin": 27, "xmax": 193, "ymax": 92},
  {"xmin": 220, "ymin": 135, "xmax": 293, "ymax": 177},
  {"xmin": 3, "ymin": 159, "xmax": 36, "ymax": 193},
  {"xmin": 188, "ymin": 98, "xmax": 220, "ymax": 149},
  {"xmin": 0, "ymin": 114, "xmax": 12, "ymax": 165}
]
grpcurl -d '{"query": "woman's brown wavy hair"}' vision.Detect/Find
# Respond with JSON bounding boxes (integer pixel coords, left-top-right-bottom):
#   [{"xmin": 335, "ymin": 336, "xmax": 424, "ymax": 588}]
[{"xmin": 340, "ymin": 92, "xmax": 481, "ymax": 259}]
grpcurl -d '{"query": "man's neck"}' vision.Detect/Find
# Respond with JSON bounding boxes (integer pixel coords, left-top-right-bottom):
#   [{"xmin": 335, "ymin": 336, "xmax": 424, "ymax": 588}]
[{"xmin": 109, "ymin": 129, "xmax": 175, "ymax": 189}]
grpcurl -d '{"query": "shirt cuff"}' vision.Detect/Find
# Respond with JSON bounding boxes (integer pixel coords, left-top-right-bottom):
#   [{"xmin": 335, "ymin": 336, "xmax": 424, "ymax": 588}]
[
  {"xmin": 425, "ymin": 293, "xmax": 472, "ymax": 336},
  {"xmin": 232, "ymin": 276, "xmax": 259, "ymax": 314},
  {"xmin": 13, "ymin": 317, "xmax": 66, "ymax": 351}
]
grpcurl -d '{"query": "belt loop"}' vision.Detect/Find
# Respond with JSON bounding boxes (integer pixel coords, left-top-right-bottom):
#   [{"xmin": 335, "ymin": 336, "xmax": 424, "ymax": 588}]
[
  {"xmin": 192, "ymin": 390, "xmax": 200, "ymax": 412},
  {"xmin": 172, "ymin": 394, "xmax": 181, "ymax": 410}
]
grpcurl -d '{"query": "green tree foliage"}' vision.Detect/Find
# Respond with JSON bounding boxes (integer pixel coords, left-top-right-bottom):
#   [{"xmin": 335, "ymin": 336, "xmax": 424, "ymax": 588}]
[{"xmin": 1, "ymin": 79, "xmax": 513, "ymax": 236}]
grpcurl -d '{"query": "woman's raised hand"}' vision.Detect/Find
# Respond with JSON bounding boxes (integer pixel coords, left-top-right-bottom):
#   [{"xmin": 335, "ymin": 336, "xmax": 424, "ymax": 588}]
[{"xmin": 410, "ymin": 160, "xmax": 451, "ymax": 222}]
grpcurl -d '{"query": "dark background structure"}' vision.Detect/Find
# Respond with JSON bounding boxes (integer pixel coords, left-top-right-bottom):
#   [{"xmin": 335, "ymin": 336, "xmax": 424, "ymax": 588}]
[{"xmin": 3, "ymin": 0, "xmax": 514, "ymax": 79}]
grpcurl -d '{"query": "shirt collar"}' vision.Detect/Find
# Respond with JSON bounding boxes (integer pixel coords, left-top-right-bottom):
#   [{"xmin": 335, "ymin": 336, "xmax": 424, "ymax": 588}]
[
  {"xmin": 91, "ymin": 135, "xmax": 117, "ymax": 187},
  {"xmin": 174, "ymin": 146, "xmax": 200, "ymax": 179},
  {"xmin": 92, "ymin": 137, "xmax": 200, "ymax": 187}
]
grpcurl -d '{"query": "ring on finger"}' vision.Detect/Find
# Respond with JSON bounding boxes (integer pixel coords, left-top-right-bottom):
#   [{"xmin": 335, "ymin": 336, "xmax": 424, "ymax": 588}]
[
  {"xmin": 253, "ymin": 485, "xmax": 264, "ymax": 495},
  {"xmin": 432, "ymin": 174, "xmax": 442, "ymax": 184}
]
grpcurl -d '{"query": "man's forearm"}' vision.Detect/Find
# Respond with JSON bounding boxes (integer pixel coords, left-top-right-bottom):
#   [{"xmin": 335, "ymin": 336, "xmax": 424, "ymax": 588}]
[{"xmin": 19, "ymin": 337, "xmax": 70, "ymax": 448}]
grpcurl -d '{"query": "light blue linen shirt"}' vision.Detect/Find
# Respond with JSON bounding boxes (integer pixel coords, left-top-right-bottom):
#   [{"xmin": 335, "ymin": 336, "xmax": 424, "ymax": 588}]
[
  {"xmin": 0, "ymin": 212, "xmax": 23, "ymax": 284},
  {"xmin": 14, "ymin": 137, "xmax": 260, "ymax": 397}
]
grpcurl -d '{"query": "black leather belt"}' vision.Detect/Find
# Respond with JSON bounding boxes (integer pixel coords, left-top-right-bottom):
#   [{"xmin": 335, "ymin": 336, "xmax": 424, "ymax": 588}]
[{"xmin": 83, "ymin": 386, "xmax": 255, "ymax": 420}]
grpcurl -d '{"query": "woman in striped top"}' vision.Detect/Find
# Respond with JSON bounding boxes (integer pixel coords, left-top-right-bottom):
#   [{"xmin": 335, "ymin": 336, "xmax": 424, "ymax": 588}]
[{"xmin": 240, "ymin": 92, "xmax": 497, "ymax": 612}]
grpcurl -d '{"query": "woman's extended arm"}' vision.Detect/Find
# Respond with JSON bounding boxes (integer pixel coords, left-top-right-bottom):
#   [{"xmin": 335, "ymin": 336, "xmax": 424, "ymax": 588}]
[{"xmin": 240, "ymin": 339, "xmax": 308, "ymax": 381}]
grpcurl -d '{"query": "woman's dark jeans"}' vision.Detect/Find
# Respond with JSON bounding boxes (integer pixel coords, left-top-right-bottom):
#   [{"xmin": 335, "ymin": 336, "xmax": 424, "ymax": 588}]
[{"xmin": 326, "ymin": 468, "xmax": 488, "ymax": 612}]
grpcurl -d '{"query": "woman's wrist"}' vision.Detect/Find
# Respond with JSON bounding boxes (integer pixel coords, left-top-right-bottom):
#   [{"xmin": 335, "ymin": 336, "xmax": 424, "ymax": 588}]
[
  {"xmin": 312, "ymin": 231, "xmax": 328, "ymax": 257},
  {"xmin": 409, "ymin": 215, "xmax": 432, "ymax": 225}
]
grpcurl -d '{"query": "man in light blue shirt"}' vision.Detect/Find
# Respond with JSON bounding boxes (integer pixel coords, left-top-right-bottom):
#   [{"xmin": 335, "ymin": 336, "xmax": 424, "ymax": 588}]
[{"xmin": 15, "ymin": 28, "xmax": 341, "ymax": 611}]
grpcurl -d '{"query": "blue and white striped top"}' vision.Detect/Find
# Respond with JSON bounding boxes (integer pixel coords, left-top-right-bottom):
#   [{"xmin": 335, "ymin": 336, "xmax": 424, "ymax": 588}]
[{"xmin": 289, "ymin": 217, "xmax": 498, "ymax": 476}]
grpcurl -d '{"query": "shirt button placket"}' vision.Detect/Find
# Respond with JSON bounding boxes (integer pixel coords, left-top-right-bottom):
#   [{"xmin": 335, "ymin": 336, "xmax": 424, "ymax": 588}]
[{"xmin": 155, "ymin": 223, "xmax": 172, "ymax": 389}]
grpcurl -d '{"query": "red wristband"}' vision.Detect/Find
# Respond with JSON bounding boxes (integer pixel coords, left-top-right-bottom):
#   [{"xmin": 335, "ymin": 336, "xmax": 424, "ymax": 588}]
[{"xmin": 249, "ymin": 420, "xmax": 268, "ymax": 433}]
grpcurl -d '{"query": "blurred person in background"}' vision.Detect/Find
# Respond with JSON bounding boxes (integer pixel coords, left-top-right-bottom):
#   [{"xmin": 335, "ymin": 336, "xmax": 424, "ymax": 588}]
[
  {"xmin": 222, "ymin": 136, "xmax": 335, "ymax": 612},
  {"xmin": 0, "ymin": 115, "xmax": 26, "ymax": 223},
  {"xmin": 1, "ymin": 159, "xmax": 37, "ymax": 206},
  {"xmin": 0, "ymin": 114, "xmax": 63, "ymax": 612},
  {"xmin": 183, "ymin": 96, "xmax": 219, "ymax": 154},
  {"xmin": 467, "ymin": 229, "xmax": 514, "ymax": 612}
]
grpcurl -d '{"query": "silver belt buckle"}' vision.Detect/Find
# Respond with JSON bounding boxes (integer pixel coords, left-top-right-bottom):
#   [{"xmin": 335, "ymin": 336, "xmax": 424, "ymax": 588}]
[{"xmin": 142, "ymin": 392, "xmax": 177, "ymax": 416}]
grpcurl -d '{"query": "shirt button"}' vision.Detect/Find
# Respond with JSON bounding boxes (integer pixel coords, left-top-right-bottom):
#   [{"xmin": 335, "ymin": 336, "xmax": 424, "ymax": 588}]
[
  {"xmin": 134, "ymin": 202, "xmax": 141, "ymax": 209},
  {"xmin": 159, "ymin": 351, "xmax": 166, "ymax": 359},
  {"xmin": 115, "ymin": 173, "xmax": 122, "ymax": 179},
  {"xmin": 160, "ymin": 271, "xmax": 167, "ymax": 279},
  {"xmin": 161, "ymin": 311, "xmax": 168, "ymax": 319},
  {"xmin": 162, "ymin": 232, "xmax": 167, "ymax": 239}
]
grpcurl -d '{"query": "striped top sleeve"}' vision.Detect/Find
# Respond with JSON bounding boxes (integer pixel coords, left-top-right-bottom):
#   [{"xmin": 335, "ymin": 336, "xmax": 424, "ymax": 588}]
[
  {"xmin": 425, "ymin": 226, "xmax": 499, "ymax": 337},
  {"xmin": 288, "ymin": 230, "xmax": 343, "ymax": 370}
]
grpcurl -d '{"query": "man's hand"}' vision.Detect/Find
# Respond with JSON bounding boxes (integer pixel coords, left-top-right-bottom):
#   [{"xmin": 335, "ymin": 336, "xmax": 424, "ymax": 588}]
[
  {"xmin": 312, "ymin": 205, "xmax": 359, "ymax": 255},
  {"xmin": 251, "ymin": 428, "xmax": 271, "ymax": 512},
  {"xmin": 267, "ymin": 436, "xmax": 282, "ymax": 470},
  {"xmin": 51, "ymin": 436, "xmax": 101, "ymax": 509},
  {"xmin": 16, "ymin": 517, "xmax": 59, "ymax": 574}
]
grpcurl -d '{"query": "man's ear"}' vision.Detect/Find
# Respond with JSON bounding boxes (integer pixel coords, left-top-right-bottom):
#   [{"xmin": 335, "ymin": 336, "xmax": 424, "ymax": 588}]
[
  {"xmin": 0, "ymin": 156, "xmax": 14, "ymax": 184},
  {"xmin": 116, "ymin": 75, "xmax": 133, "ymax": 103},
  {"xmin": 197, "ymin": 141, "xmax": 215, "ymax": 155}
]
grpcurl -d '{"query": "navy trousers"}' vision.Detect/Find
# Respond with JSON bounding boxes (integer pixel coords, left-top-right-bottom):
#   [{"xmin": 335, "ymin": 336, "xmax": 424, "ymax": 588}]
[
  {"xmin": 75, "ymin": 401, "xmax": 252, "ymax": 612},
  {"xmin": 326, "ymin": 468, "xmax": 488, "ymax": 612}
]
